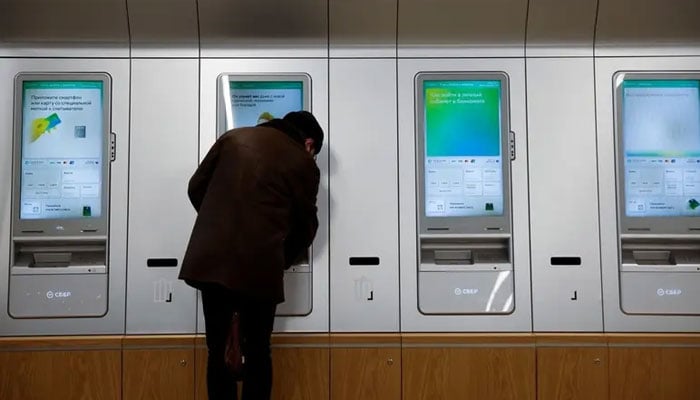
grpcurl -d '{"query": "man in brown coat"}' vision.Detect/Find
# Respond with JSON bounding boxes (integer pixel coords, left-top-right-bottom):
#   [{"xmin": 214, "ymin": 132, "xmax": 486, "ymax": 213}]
[{"xmin": 179, "ymin": 111, "xmax": 323, "ymax": 400}]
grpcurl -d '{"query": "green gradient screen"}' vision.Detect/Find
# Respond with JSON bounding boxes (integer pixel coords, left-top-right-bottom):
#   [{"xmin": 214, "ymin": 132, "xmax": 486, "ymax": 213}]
[
  {"xmin": 425, "ymin": 80, "xmax": 501, "ymax": 157},
  {"xmin": 423, "ymin": 80, "xmax": 504, "ymax": 217}
]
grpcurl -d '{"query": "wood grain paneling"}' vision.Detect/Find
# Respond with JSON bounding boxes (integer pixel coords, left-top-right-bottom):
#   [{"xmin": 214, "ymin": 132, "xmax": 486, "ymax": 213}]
[
  {"xmin": 402, "ymin": 345, "xmax": 536, "ymax": 400},
  {"xmin": 123, "ymin": 336, "xmax": 195, "ymax": 400},
  {"xmin": 195, "ymin": 337, "xmax": 208, "ymax": 400},
  {"xmin": 0, "ymin": 348, "xmax": 121, "ymax": 400},
  {"xmin": 331, "ymin": 347, "xmax": 400, "ymax": 400},
  {"xmin": 607, "ymin": 334, "xmax": 700, "ymax": 345},
  {"xmin": 609, "ymin": 346, "xmax": 700, "ymax": 400},
  {"xmin": 271, "ymin": 346, "xmax": 329, "ymax": 400},
  {"xmin": 195, "ymin": 334, "xmax": 328, "ymax": 400},
  {"xmin": 537, "ymin": 347, "xmax": 608, "ymax": 400},
  {"xmin": 2, "ymin": 333, "xmax": 700, "ymax": 400},
  {"xmin": 402, "ymin": 333, "xmax": 534, "ymax": 345},
  {"xmin": 330, "ymin": 333, "xmax": 402, "ymax": 345},
  {"xmin": 0, "ymin": 336, "xmax": 123, "ymax": 350}
]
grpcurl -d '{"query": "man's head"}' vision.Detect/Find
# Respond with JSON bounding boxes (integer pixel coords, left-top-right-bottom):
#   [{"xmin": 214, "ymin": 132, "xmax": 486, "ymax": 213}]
[{"xmin": 283, "ymin": 111, "xmax": 324, "ymax": 156}]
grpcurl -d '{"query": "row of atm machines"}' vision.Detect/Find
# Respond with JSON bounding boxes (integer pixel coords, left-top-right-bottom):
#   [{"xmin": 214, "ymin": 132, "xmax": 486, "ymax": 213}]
[{"xmin": 0, "ymin": 61, "xmax": 699, "ymax": 335}]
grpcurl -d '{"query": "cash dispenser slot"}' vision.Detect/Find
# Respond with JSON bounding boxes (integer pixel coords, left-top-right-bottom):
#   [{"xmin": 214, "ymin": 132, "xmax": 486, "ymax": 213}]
[
  {"xmin": 420, "ymin": 236, "xmax": 511, "ymax": 272},
  {"xmin": 287, "ymin": 248, "xmax": 312, "ymax": 273},
  {"xmin": 620, "ymin": 236, "xmax": 700, "ymax": 272},
  {"xmin": 11, "ymin": 237, "xmax": 108, "ymax": 275},
  {"xmin": 632, "ymin": 251, "xmax": 674, "ymax": 265},
  {"xmin": 435, "ymin": 250, "xmax": 473, "ymax": 265}
]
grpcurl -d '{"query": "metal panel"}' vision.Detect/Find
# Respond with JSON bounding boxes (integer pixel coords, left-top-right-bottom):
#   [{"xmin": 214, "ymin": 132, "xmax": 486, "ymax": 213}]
[
  {"xmin": 127, "ymin": 0, "xmax": 199, "ymax": 58},
  {"xmin": 620, "ymin": 272, "xmax": 700, "ymax": 315},
  {"xmin": 527, "ymin": 58, "xmax": 603, "ymax": 332},
  {"xmin": 526, "ymin": 0, "xmax": 597, "ymax": 57},
  {"xmin": 329, "ymin": 59, "xmax": 399, "ymax": 332},
  {"xmin": 398, "ymin": 58, "xmax": 531, "ymax": 332},
  {"xmin": 199, "ymin": 0, "xmax": 327, "ymax": 58},
  {"xmin": 199, "ymin": 58, "xmax": 329, "ymax": 332},
  {"xmin": 329, "ymin": 0, "xmax": 396, "ymax": 58},
  {"xmin": 0, "ymin": 0, "xmax": 129, "ymax": 58},
  {"xmin": 0, "ymin": 58, "xmax": 129, "ymax": 335},
  {"xmin": 418, "ymin": 271, "xmax": 514, "ymax": 314},
  {"xmin": 126, "ymin": 59, "xmax": 198, "ymax": 334},
  {"xmin": 595, "ymin": 56, "xmax": 700, "ymax": 332},
  {"xmin": 9, "ymin": 275, "xmax": 108, "ymax": 318},
  {"xmin": 397, "ymin": 0, "xmax": 527, "ymax": 58},
  {"xmin": 596, "ymin": 0, "xmax": 700, "ymax": 57}
]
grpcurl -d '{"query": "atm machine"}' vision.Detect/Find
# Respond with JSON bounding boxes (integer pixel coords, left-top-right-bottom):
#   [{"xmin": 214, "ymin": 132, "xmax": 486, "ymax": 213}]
[
  {"xmin": 398, "ymin": 63, "xmax": 531, "ymax": 332},
  {"xmin": 196, "ymin": 59, "xmax": 329, "ymax": 333},
  {"xmin": 217, "ymin": 73, "xmax": 313, "ymax": 317},
  {"xmin": 9, "ymin": 73, "xmax": 112, "ymax": 318},
  {"xmin": 613, "ymin": 72, "xmax": 700, "ymax": 317},
  {"xmin": 416, "ymin": 73, "xmax": 514, "ymax": 314},
  {"xmin": 0, "ymin": 67, "xmax": 129, "ymax": 336}
]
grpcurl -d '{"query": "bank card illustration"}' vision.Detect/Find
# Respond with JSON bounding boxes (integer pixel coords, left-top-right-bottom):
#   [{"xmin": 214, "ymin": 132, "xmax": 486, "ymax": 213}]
[
  {"xmin": 257, "ymin": 111, "xmax": 275, "ymax": 124},
  {"xmin": 30, "ymin": 113, "xmax": 62, "ymax": 142}
]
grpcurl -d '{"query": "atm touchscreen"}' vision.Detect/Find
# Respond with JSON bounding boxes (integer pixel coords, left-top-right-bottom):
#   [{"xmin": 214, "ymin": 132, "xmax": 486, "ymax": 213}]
[
  {"xmin": 620, "ymin": 78, "xmax": 700, "ymax": 219},
  {"xmin": 218, "ymin": 75, "xmax": 310, "ymax": 134},
  {"xmin": 416, "ymin": 72, "xmax": 512, "ymax": 234}
]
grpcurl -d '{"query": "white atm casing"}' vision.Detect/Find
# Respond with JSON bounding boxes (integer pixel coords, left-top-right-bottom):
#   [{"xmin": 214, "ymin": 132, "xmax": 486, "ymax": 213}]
[
  {"xmin": 198, "ymin": 59, "xmax": 329, "ymax": 333},
  {"xmin": 0, "ymin": 59, "xmax": 129, "ymax": 336},
  {"xmin": 596, "ymin": 59, "xmax": 700, "ymax": 332},
  {"xmin": 399, "ymin": 59, "xmax": 531, "ymax": 332}
]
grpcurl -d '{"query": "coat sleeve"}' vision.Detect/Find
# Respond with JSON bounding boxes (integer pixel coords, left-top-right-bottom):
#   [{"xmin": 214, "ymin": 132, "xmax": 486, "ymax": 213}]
[
  {"xmin": 284, "ymin": 164, "xmax": 320, "ymax": 268},
  {"xmin": 187, "ymin": 139, "xmax": 222, "ymax": 212}
]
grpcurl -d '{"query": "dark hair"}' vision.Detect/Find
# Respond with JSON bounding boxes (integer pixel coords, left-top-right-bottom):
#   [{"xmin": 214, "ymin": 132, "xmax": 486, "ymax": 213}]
[{"xmin": 282, "ymin": 111, "xmax": 324, "ymax": 155}]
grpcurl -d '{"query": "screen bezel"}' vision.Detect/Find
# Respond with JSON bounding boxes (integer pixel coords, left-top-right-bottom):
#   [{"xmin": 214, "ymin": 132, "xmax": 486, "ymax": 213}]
[
  {"xmin": 614, "ymin": 71, "xmax": 700, "ymax": 234},
  {"xmin": 216, "ymin": 73, "xmax": 311, "ymax": 136},
  {"xmin": 12, "ymin": 72, "xmax": 112, "ymax": 237},
  {"xmin": 415, "ymin": 72, "xmax": 513, "ymax": 235}
]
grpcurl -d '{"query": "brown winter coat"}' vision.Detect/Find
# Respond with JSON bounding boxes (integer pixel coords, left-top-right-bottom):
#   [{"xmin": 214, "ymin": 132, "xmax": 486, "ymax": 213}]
[{"xmin": 178, "ymin": 125, "xmax": 320, "ymax": 304}]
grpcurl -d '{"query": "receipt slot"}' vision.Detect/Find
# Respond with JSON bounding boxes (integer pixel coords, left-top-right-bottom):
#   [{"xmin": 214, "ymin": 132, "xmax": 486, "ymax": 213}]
[
  {"xmin": 416, "ymin": 73, "xmax": 515, "ymax": 314},
  {"xmin": 614, "ymin": 72, "xmax": 700, "ymax": 315},
  {"xmin": 217, "ymin": 73, "xmax": 313, "ymax": 316},
  {"xmin": 9, "ymin": 73, "xmax": 112, "ymax": 318}
]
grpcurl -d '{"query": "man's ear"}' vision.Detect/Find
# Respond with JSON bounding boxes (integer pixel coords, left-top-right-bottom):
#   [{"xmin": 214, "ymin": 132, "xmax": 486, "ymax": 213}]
[{"xmin": 304, "ymin": 138, "xmax": 315, "ymax": 155}]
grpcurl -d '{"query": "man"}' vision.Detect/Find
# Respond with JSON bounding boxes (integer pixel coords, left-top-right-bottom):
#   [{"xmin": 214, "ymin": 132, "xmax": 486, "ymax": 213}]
[{"xmin": 179, "ymin": 111, "xmax": 323, "ymax": 400}]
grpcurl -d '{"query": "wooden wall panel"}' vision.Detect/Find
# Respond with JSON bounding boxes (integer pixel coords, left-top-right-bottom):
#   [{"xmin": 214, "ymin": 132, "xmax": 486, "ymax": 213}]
[
  {"xmin": 194, "ymin": 339, "xmax": 208, "ymax": 400},
  {"xmin": 123, "ymin": 349, "xmax": 194, "ymax": 400},
  {"xmin": 402, "ymin": 345, "xmax": 536, "ymax": 400},
  {"xmin": 329, "ymin": 334, "xmax": 401, "ymax": 400},
  {"xmin": 537, "ymin": 347, "xmax": 608, "ymax": 400},
  {"xmin": 330, "ymin": 347, "xmax": 401, "ymax": 400},
  {"xmin": 2, "ymin": 333, "xmax": 700, "ymax": 400},
  {"xmin": 270, "ymin": 334, "xmax": 329, "ymax": 400},
  {"xmin": 0, "ymin": 338, "xmax": 121, "ymax": 400},
  {"xmin": 609, "ymin": 347, "xmax": 700, "ymax": 400},
  {"xmin": 271, "ymin": 347, "xmax": 329, "ymax": 400}
]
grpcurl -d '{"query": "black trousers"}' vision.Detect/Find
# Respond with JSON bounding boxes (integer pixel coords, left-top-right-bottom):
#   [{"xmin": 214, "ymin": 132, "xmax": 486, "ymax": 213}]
[{"xmin": 200, "ymin": 284, "xmax": 277, "ymax": 400}]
